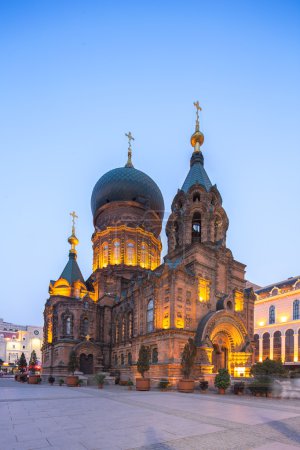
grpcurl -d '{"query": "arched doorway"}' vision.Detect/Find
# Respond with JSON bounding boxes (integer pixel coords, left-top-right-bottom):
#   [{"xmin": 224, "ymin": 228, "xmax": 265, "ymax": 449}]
[
  {"xmin": 212, "ymin": 334, "xmax": 230, "ymax": 372},
  {"xmin": 79, "ymin": 353, "xmax": 93, "ymax": 374}
]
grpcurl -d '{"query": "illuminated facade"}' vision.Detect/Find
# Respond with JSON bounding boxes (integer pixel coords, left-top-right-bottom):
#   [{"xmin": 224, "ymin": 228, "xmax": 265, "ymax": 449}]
[
  {"xmin": 42, "ymin": 105, "xmax": 255, "ymax": 381},
  {"xmin": 254, "ymin": 276, "xmax": 300, "ymax": 366},
  {"xmin": 0, "ymin": 318, "xmax": 43, "ymax": 367}
]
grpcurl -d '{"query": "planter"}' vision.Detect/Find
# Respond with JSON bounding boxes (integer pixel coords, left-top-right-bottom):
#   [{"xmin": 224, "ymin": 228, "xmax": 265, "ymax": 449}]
[
  {"xmin": 178, "ymin": 379, "xmax": 195, "ymax": 393},
  {"xmin": 28, "ymin": 375, "xmax": 39, "ymax": 384},
  {"xmin": 136, "ymin": 378, "xmax": 150, "ymax": 391},
  {"xmin": 218, "ymin": 388, "xmax": 225, "ymax": 395},
  {"xmin": 66, "ymin": 375, "xmax": 79, "ymax": 387},
  {"xmin": 98, "ymin": 384, "xmax": 103, "ymax": 389}
]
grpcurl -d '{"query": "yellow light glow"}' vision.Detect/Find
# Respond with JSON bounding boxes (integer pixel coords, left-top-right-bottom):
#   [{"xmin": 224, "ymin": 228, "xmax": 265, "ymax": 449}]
[
  {"xmin": 176, "ymin": 318, "xmax": 184, "ymax": 328},
  {"xmin": 259, "ymin": 357, "xmax": 263, "ymax": 362},
  {"xmin": 294, "ymin": 356, "xmax": 298, "ymax": 362},
  {"xmin": 198, "ymin": 278, "xmax": 210, "ymax": 303},
  {"xmin": 234, "ymin": 367, "xmax": 245, "ymax": 377},
  {"xmin": 281, "ymin": 316, "xmax": 288, "ymax": 323},
  {"xmin": 258, "ymin": 321, "xmax": 265, "ymax": 327},
  {"xmin": 234, "ymin": 291, "xmax": 244, "ymax": 312},
  {"xmin": 163, "ymin": 318, "xmax": 170, "ymax": 329}
]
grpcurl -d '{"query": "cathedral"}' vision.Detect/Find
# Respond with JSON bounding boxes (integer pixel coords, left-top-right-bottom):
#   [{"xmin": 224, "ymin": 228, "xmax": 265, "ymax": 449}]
[{"xmin": 42, "ymin": 104, "xmax": 255, "ymax": 383}]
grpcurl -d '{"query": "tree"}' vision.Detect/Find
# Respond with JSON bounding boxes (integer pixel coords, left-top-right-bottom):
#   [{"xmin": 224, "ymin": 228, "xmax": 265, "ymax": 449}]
[
  {"xmin": 250, "ymin": 359, "xmax": 286, "ymax": 377},
  {"xmin": 68, "ymin": 350, "xmax": 78, "ymax": 375},
  {"xmin": 137, "ymin": 345, "xmax": 150, "ymax": 378},
  {"xmin": 181, "ymin": 338, "xmax": 197, "ymax": 379},
  {"xmin": 29, "ymin": 350, "xmax": 38, "ymax": 373},
  {"xmin": 18, "ymin": 353, "xmax": 27, "ymax": 373}
]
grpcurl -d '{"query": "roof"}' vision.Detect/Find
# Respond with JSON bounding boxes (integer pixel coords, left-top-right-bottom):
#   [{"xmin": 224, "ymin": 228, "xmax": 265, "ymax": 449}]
[
  {"xmin": 91, "ymin": 166, "xmax": 164, "ymax": 220},
  {"xmin": 181, "ymin": 152, "xmax": 212, "ymax": 193},
  {"xmin": 60, "ymin": 252, "xmax": 86, "ymax": 285},
  {"xmin": 255, "ymin": 275, "xmax": 300, "ymax": 295}
]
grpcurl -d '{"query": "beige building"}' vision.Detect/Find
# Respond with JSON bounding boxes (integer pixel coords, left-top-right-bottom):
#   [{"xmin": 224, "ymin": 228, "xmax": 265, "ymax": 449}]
[
  {"xmin": 0, "ymin": 318, "xmax": 43, "ymax": 367},
  {"xmin": 254, "ymin": 276, "xmax": 300, "ymax": 366}
]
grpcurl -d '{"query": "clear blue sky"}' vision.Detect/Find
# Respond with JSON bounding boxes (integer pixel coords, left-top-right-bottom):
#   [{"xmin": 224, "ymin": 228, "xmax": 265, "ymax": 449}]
[{"xmin": 1, "ymin": 1, "xmax": 299, "ymax": 325}]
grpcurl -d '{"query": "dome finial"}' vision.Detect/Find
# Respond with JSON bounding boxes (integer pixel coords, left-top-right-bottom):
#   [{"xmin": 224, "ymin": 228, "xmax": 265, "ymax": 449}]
[
  {"xmin": 125, "ymin": 131, "xmax": 135, "ymax": 168},
  {"xmin": 191, "ymin": 101, "xmax": 204, "ymax": 152},
  {"xmin": 68, "ymin": 211, "xmax": 79, "ymax": 256}
]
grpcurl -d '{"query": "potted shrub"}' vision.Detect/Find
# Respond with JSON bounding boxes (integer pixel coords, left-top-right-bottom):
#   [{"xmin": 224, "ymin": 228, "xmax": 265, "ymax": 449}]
[
  {"xmin": 233, "ymin": 381, "xmax": 245, "ymax": 395},
  {"xmin": 77, "ymin": 379, "xmax": 83, "ymax": 387},
  {"xmin": 28, "ymin": 350, "xmax": 39, "ymax": 384},
  {"xmin": 59, "ymin": 378, "xmax": 64, "ymax": 386},
  {"xmin": 199, "ymin": 379, "xmax": 209, "ymax": 393},
  {"xmin": 127, "ymin": 379, "xmax": 134, "ymax": 390},
  {"xmin": 158, "ymin": 378, "xmax": 170, "ymax": 391},
  {"xmin": 18, "ymin": 353, "xmax": 27, "ymax": 381},
  {"xmin": 136, "ymin": 345, "xmax": 151, "ymax": 391},
  {"xmin": 178, "ymin": 338, "xmax": 197, "ymax": 393},
  {"xmin": 66, "ymin": 350, "xmax": 79, "ymax": 387},
  {"xmin": 214, "ymin": 368, "xmax": 231, "ymax": 394},
  {"xmin": 94, "ymin": 373, "xmax": 106, "ymax": 389},
  {"xmin": 48, "ymin": 376, "xmax": 55, "ymax": 385}
]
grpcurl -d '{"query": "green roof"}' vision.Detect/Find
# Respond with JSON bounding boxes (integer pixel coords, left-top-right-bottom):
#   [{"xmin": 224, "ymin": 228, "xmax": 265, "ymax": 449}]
[{"xmin": 60, "ymin": 252, "xmax": 85, "ymax": 285}]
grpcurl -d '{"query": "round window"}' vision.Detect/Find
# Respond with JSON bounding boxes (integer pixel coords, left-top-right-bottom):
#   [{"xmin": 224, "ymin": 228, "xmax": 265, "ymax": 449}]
[{"xmin": 34, "ymin": 330, "xmax": 39, "ymax": 335}]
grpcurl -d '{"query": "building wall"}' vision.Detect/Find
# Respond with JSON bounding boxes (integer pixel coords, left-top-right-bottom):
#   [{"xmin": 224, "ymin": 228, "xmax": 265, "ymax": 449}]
[
  {"xmin": 254, "ymin": 278, "xmax": 300, "ymax": 364},
  {"xmin": 0, "ymin": 319, "xmax": 43, "ymax": 366}
]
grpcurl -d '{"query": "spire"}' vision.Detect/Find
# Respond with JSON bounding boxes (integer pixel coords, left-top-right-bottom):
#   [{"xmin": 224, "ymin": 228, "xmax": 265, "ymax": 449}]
[
  {"xmin": 191, "ymin": 100, "xmax": 204, "ymax": 153},
  {"xmin": 68, "ymin": 211, "xmax": 79, "ymax": 257},
  {"xmin": 125, "ymin": 131, "xmax": 135, "ymax": 168}
]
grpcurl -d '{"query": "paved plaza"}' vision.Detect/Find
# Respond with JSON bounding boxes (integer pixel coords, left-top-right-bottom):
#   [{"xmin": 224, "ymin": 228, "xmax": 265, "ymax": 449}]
[{"xmin": 1, "ymin": 379, "xmax": 300, "ymax": 450}]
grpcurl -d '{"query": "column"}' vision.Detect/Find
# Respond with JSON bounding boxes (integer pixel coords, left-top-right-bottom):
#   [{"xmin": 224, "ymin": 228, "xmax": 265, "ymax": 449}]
[
  {"xmin": 281, "ymin": 334, "xmax": 285, "ymax": 363},
  {"xmin": 294, "ymin": 332, "xmax": 298, "ymax": 362},
  {"xmin": 270, "ymin": 336, "xmax": 274, "ymax": 360},
  {"xmin": 259, "ymin": 336, "xmax": 263, "ymax": 362}
]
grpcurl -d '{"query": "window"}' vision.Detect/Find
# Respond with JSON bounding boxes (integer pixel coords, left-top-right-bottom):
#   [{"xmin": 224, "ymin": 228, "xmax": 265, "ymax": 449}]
[
  {"xmin": 192, "ymin": 212, "xmax": 201, "ymax": 243},
  {"xmin": 126, "ymin": 241, "xmax": 135, "ymax": 266},
  {"xmin": 269, "ymin": 305, "xmax": 275, "ymax": 324},
  {"xmin": 121, "ymin": 318, "xmax": 125, "ymax": 341},
  {"xmin": 128, "ymin": 352, "xmax": 132, "ymax": 366},
  {"xmin": 152, "ymin": 348, "xmax": 158, "ymax": 363},
  {"xmin": 23, "ymin": 345, "xmax": 25, "ymax": 349},
  {"xmin": 83, "ymin": 318, "xmax": 89, "ymax": 336},
  {"xmin": 128, "ymin": 312, "xmax": 133, "ymax": 338},
  {"xmin": 262, "ymin": 332, "xmax": 270, "ymax": 360},
  {"xmin": 193, "ymin": 192, "xmax": 200, "ymax": 202},
  {"xmin": 140, "ymin": 242, "xmax": 149, "ymax": 268},
  {"xmin": 101, "ymin": 242, "xmax": 109, "ymax": 267},
  {"xmin": 65, "ymin": 317, "xmax": 72, "ymax": 335},
  {"xmin": 112, "ymin": 240, "xmax": 121, "ymax": 264},
  {"xmin": 285, "ymin": 329, "xmax": 294, "ymax": 362},
  {"xmin": 273, "ymin": 331, "xmax": 281, "ymax": 361},
  {"xmin": 147, "ymin": 299, "xmax": 154, "ymax": 333},
  {"xmin": 114, "ymin": 354, "xmax": 117, "ymax": 366},
  {"xmin": 293, "ymin": 300, "xmax": 300, "ymax": 320},
  {"xmin": 115, "ymin": 320, "xmax": 119, "ymax": 343},
  {"xmin": 121, "ymin": 354, "xmax": 124, "ymax": 366}
]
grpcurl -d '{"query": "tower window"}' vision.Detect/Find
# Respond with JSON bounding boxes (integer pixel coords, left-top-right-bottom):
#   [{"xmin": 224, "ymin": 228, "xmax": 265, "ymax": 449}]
[
  {"xmin": 126, "ymin": 241, "xmax": 136, "ymax": 266},
  {"xmin": 82, "ymin": 318, "xmax": 89, "ymax": 336},
  {"xmin": 193, "ymin": 192, "xmax": 200, "ymax": 202},
  {"xmin": 112, "ymin": 240, "xmax": 121, "ymax": 264},
  {"xmin": 101, "ymin": 242, "xmax": 109, "ymax": 267},
  {"xmin": 192, "ymin": 213, "xmax": 201, "ymax": 243},
  {"xmin": 140, "ymin": 242, "xmax": 149, "ymax": 268}
]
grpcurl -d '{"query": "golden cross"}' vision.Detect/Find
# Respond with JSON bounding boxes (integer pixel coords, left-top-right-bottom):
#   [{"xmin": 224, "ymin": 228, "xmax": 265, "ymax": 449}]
[
  {"xmin": 193, "ymin": 101, "xmax": 202, "ymax": 131},
  {"xmin": 70, "ymin": 211, "xmax": 78, "ymax": 234},
  {"xmin": 125, "ymin": 131, "xmax": 135, "ymax": 149}
]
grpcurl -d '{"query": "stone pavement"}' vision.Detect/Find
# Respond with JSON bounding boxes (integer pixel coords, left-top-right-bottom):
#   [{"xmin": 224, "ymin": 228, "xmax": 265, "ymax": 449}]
[{"xmin": 1, "ymin": 378, "xmax": 300, "ymax": 450}]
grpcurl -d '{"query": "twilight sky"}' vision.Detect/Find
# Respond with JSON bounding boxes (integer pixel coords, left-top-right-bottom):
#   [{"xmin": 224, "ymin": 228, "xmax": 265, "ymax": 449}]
[{"xmin": 1, "ymin": 1, "xmax": 299, "ymax": 326}]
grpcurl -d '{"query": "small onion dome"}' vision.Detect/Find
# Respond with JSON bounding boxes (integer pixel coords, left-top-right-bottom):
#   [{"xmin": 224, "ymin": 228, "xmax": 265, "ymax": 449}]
[
  {"xmin": 190, "ymin": 130, "xmax": 204, "ymax": 148},
  {"xmin": 91, "ymin": 166, "xmax": 164, "ymax": 220},
  {"xmin": 68, "ymin": 234, "xmax": 79, "ymax": 248}
]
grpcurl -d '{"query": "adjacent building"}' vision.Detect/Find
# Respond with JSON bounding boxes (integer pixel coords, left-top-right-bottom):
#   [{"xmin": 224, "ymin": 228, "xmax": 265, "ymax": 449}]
[
  {"xmin": 42, "ymin": 106, "xmax": 255, "ymax": 381},
  {"xmin": 0, "ymin": 318, "xmax": 43, "ymax": 367},
  {"xmin": 254, "ymin": 276, "xmax": 300, "ymax": 366}
]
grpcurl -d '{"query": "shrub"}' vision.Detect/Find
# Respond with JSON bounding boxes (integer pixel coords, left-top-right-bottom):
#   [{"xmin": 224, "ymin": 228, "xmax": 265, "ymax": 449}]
[
  {"xmin": 68, "ymin": 350, "xmax": 78, "ymax": 375},
  {"xmin": 18, "ymin": 353, "xmax": 27, "ymax": 373},
  {"xmin": 214, "ymin": 369, "xmax": 231, "ymax": 390},
  {"xmin": 29, "ymin": 350, "xmax": 38, "ymax": 374},
  {"xmin": 127, "ymin": 379, "xmax": 134, "ymax": 386},
  {"xmin": 251, "ymin": 359, "xmax": 286, "ymax": 377},
  {"xmin": 137, "ymin": 345, "xmax": 150, "ymax": 378},
  {"xmin": 94, "ymin": 373, "xmax": 106, "ymax": 385},
  {"xmin": 48, "ymin": 376, "xmax": 55, "ymax": 385},
  {"xmin": 59, "ymin": 379, "xmax": 64, "ymax": 386},
  {"xmin": 199, "ymin": 380, "xmax": 209, "ymax": 391},
  {"xmin": 181, "ymin": 338, "xmax": 197, "ymax": 379}
]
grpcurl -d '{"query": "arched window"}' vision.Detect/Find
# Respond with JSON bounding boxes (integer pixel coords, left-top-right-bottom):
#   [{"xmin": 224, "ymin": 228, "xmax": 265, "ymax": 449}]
[
  {"xmin": 262, "ymin": 332, "xmax": 270, "ymax": 360},
  {"xmin": 128, "ymin": 312, "xmax": 133, "ymax": 338},
  {"xmin": 152, "ymin": 348, "xmax": 158, "ymax": 364},
  {"xmin": 192, "ymin": 212, "xmax": 201, "ymax": 243},
  {"xmin": 253, "ymin": 334, "xmax": 259, "ymax": 363},
  {"xmin": 273, "ymin": 331, "xmax": 282, "ymax": 361},
  {"xmin": 82, "ymin": 318, "xmax": 89, "ymax": 336},
  {"xmin": 112, "ymin": 239, "xmax": 121, "ymax": 264},
  {"xmin": 128, "ymin": 352, "xmax": 132, "ymax": 366},
  {"xmin": 121, "ymin": 354, "xmax": 124, "ymax": 366},
  {"xmin": 293, "ymin": 300, "xmax": 300, "ymax": 320},
  {"xmin": 269, "ymin": 305, "xmax": 275, "ymax": 324},
  {"xmin": 65, "ymin": 317, "xmax": 71, "ymax": 335},
  {"xmin": 115, "ymin": 320, "xmax": 119, "ymax": 343},
  {"xmin": 121, "ymin": 317, "xmax": 126, "ymax": 342},
  {"xmin": 126, "ymin": 241, "xmax": 136, "ymax": 266},
  {"xmin": 101, "ymin": 242, "xmax": 109, "ymax": 267},
  {"xmin": 140, "ymin": 242, "xmax": 149, "ymax": 268},
  {"xmin": 193, "ymin": 192, "xmax": 200, "ymax": 202},
  {"xmin": 285, "ymin": 329, "xmax": 294, "ymax": 362},
  {"xmin": 147, "ymin": 299, "xmax": 154, "ymax": 333}
]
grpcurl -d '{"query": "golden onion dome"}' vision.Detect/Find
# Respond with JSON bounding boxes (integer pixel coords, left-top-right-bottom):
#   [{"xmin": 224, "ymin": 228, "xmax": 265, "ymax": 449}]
[
  {"xmin": 190, "ymin": 130, "xmax": 204, "ymax": 148},
  {"xmin": 68, "ymin": 234, "xmax": 79, "ymax": 248}
]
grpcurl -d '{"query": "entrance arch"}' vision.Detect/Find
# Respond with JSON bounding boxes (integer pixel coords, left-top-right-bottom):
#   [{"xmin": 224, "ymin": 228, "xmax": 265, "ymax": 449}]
[{"xmin": 79, "ymin": 353, "xmax": 93, "ymax": 374}]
